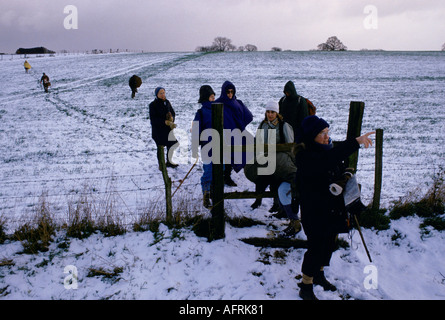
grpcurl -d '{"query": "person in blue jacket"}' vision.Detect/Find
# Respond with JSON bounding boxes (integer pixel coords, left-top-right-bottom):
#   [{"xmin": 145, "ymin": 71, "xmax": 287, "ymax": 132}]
[
  {"xmin": 215, "ymin": 81, "xmax": 253, "ymax": 186},
  {"xmin": 192, "ymin": 85, "xmax": 216, "ymax": 208}
]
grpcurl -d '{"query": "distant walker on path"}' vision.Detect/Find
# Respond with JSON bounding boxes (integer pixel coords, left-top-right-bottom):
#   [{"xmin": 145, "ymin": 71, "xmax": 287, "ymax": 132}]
[{"xmin": 40, "ymin": 73, "xmax": 51, "ymax": 93}]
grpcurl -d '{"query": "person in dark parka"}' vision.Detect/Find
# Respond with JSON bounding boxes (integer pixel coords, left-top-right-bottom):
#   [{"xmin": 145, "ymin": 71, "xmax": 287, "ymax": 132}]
[
  {"xmin": 279, "ymin": 81, "xmax": 309, "ymax": 142},
  {"xmin": 296, "ymin": 115, "xmax": 374, "ymax": 300},
  {"xmin": 215, "ymin": 81, "xmax": 253, "ymax": 186},
  {"xmin": 129, "ymin": 75, "xmax": 142, "ymax": 99},
  {"xmin": 149, "ymin": 87, "xmax": 179, "ymax": 168}
]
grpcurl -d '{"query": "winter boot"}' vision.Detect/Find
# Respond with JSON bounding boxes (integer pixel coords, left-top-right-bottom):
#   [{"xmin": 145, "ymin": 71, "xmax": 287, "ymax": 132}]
[
  {"xmin": 268, "ymin": 198, "xmax": 280, "ymax": 213},
  {"xmin": 298, "ymin": 282, "xmax": 318, "ymax": 300},
  {"xmin": 203, "ymin": 192, "xmax": 212, "ymax": 209},
  {"xmin": 224, "ymin": 175, "xmax": 237, "ymax": 187},
  {"xmin": 313, "ymin": 270, "xmax": 337, "ymax": 291},
  {"xmin": 224, "ymin": 165, "xmax": 237, "ymax": 187},
  {"xmin": 271, "ymin": 208, "xmax": 287, "ymax": 219},
  {"xmin": 251, "ymin": 182, "xmax": 267, "ymax": 209},
  {"xmin": 166, "ymin": 161, "xmax": 178, "ymax": 168},
  {"xmin": 279, "ymin": 220, "xmax": 302, "ymax": 238},
  {"xmin": 251, "ymin": 198, "xmax": 262, "ymax": 209}
]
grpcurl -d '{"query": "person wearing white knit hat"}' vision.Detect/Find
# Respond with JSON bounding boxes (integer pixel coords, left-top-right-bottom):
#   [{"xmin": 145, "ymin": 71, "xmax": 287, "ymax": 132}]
[
  {"xmin": 246, "ymin": 100, "xmax": 301, "ymax": 238},
  {"xmin": 265, "ymin": 100, "xmax": 279, "ymax": 114}
]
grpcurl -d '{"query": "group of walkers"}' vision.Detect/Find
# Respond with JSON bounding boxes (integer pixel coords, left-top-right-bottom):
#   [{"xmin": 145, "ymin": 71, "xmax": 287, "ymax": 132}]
[
  {"xmin": 149, "ymin": 79, "xmax": 375, "ymax": 300},
  {"xmin": 25, "ymin": 55, "xmax": 374, "ymax": 300}
]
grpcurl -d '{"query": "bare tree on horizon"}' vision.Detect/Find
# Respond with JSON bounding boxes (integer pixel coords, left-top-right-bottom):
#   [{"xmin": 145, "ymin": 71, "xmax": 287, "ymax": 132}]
[{"xmin": 317, "ymin": 36, "xmax": 348, "ymax": 51}]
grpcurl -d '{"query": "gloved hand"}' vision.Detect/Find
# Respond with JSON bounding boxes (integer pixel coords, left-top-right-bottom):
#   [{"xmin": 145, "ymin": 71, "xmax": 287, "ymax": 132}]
[{"xmin": 165, "ymin": 120, "xmax": 177, "ymax": 129}]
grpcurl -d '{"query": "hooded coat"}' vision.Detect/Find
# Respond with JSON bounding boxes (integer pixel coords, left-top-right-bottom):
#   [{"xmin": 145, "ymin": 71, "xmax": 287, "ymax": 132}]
[
  {"xmin": 215, "ymin": 81, "xmax": 253, "ymax": 132},
  {"xmin": 215, "ymin": 81, "xmax": 254, "ymax": 172},
  {"xmin": 278, "ymin": 81, "xmax": 309, "ymax": 141},
  {"xmin": 129, "ymin": 75, "xmax": 142, "ymax": 91},
  {"xmin": 149, "ymin": 96, "xmax": 177, "ymax": 147}
]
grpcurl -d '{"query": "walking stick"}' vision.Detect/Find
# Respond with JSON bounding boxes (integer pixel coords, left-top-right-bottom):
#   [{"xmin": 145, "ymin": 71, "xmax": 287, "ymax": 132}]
[
  {"xmin": 172, "ymin": 157, "xmax": 198, "ymax": 197},
  {"xmin": 353, "ymin": 215, "xmax": 372, "ymax": 263}
]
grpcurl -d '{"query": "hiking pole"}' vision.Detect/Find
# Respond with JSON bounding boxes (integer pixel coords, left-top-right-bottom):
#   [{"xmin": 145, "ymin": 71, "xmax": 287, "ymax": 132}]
[
  {"xmin": 172, "ymin": 157, "xmax": 198, "ymax": 197},
  {"xmin": 353, "ymin": 215, "xmax": 373, "ymax": 263}
]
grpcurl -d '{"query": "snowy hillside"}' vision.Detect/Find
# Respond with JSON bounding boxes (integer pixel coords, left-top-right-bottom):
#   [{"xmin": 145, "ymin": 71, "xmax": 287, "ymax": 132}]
[
  {"xmin": 1, "ymin": 213, "xmax": 445, "ymax": 300},
  {"xmin": 0, "ymin": 51, "xmax": 444, "ymax": 300}
]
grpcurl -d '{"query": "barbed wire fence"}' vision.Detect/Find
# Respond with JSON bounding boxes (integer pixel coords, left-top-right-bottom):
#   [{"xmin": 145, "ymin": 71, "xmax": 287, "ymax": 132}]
[{"xmin": 1, "ymin": 143, "xmax": 441, "ymax": 234}]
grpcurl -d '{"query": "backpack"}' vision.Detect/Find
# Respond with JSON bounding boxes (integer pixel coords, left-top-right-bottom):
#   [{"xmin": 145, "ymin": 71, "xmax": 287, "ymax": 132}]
[
  {"xmin": 294, "ymin": 96, "xmax": 317, "ymax": 116},
  {"xmin": 306, "ymin": 98, "xmax": 317, "ymax": 116}
]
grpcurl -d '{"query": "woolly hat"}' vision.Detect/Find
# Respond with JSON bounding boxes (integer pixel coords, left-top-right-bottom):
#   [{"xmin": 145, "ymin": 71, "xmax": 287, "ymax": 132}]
[
  {"xmin": 154, "ymin": 87, "xmax": 165, "ymax": 97},
  {"xmin": 265, "ymin": 100, "xmax": 279, "ymax": 113},
  {"xmin": 198, "ymin": 85, "xmax": 215, "ymax": 103},
  {"xmin": 301, "ymin": 115, "xmax": 329, "ymax": 142}
]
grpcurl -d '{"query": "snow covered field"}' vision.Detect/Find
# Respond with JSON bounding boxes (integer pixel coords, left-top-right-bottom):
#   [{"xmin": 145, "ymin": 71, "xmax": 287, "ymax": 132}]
[{"xmin": 0, "ymin": 51, "xmax": 444, "ymax": 300}]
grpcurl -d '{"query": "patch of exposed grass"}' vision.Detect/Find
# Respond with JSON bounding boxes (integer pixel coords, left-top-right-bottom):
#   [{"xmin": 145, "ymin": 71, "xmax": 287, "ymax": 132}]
[
  {"xmin": 389, "ymin": 167, "xmax": 445, "ymax": 231},
  {"xmin": 12, "ymin": 193, "xmax": 56, "ymax": 254}
]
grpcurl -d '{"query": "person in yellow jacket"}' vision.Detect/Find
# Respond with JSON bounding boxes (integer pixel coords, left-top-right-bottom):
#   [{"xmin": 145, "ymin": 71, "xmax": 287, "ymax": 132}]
[{"xmin": 24, "ymin": 60, "xmax": 31, "ymax": 73}]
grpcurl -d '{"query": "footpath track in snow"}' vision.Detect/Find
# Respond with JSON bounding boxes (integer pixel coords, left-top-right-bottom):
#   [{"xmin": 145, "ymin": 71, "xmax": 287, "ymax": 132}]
[{"xmin": 0, "ymin": 52, "xmax": 206, "ymax": 229}]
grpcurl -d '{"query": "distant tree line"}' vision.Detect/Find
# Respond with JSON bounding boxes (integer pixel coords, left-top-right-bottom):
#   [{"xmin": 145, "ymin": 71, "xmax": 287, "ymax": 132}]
[
  {"xmin": 196, "ymin": 37, "xmax": 258, "ymax": 52},
  {"xmin": 195, "ymin": 36, "xmax": 445, "ymax": 52},
  {"xmin": 196, "ymin": 36, "xmax": 349, "ymax": 53}
]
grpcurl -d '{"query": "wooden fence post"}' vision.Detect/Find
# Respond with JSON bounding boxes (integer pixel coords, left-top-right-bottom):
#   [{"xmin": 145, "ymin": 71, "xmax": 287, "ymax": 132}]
[
  {"xmin": 157, "ymin": 145, "xmax": 173, "ymax": 224},
  {"xmin": 372, "ymin": 129, "xmax": 384, "ymax": 210},
  {"xmin": 210, "ymin": 103, "xmax": 225, "ymax": 240},
  {"xmin": 346, "ymin": 101, "xmax": 365, "ymax": 172}
]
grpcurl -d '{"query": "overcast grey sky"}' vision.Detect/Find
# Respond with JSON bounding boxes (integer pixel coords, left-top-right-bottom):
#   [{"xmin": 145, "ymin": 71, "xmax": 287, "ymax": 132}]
[{"xmin": 1, "ymin": 0, "xmax": 444, "ymax": 53}]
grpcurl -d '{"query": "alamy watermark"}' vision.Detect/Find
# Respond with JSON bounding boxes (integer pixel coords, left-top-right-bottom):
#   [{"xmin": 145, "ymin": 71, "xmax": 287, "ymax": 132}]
[
  {"xmin": 64, "ymin": 265, "xmax": 78, "ymax": 289},
  {"xmin": 64, "ymin": 5, "xmax": 78, "ymax": 30},
  {"xmin": 363, "ymin": 5, "xmax": 378, "ymax": 30},
  {"xmin": 363, "ymin": 265, "xmax": 378, "ymax": 289},
  {"xmin": 170, "ymin": 123, "xmax": 277, "ymax": 176}
]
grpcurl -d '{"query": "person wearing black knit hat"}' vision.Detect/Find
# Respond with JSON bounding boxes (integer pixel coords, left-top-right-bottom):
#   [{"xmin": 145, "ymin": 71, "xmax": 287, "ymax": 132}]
[
  {"xmin": 296, "ymin": 115, "xmax": 374, "ymax": 300},
  {"xmin": 198, "ymin": 85, "xmax": 215, "ymax": 104}
]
